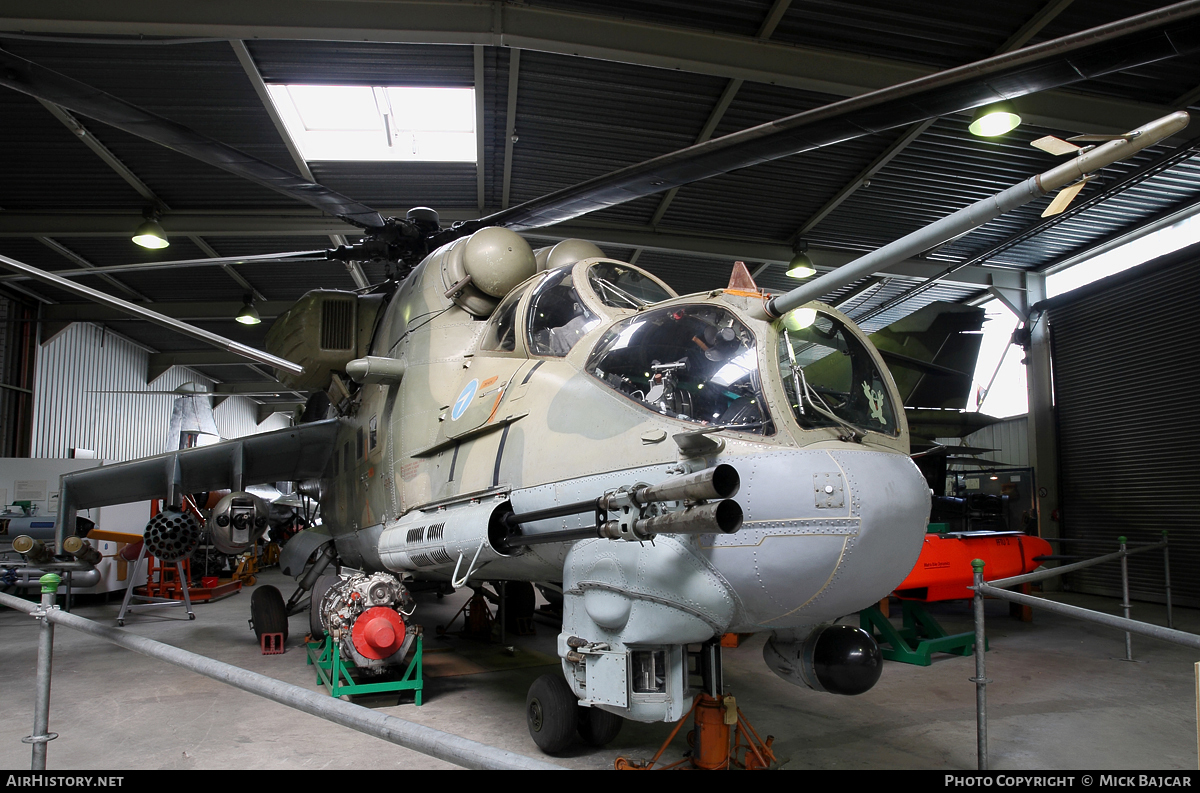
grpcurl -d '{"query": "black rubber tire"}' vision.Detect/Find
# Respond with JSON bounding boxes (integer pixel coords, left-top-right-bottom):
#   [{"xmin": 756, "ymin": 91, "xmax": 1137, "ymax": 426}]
[
  {"xmin": 577, "ymin": 704, "xmax": 623, "ymax": 747},
  {"xmin": 526, "ymin": 674, "xmax": 578, "ymax": 754},
  {"xmin": 504, "ymin": 581, "xmax": 536, "ymax": 632},
  {"xmin": 250, "ymin": 585, "xmax": 288, "ymax": 642},
  {"xmin": 309, "ymin": 573, "xmax": 338, "ymax": 638}
]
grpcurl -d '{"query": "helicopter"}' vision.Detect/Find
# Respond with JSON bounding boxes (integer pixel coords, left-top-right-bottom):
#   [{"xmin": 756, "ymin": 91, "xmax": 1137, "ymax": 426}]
[{"xmin": 1, "ymin": 4, "xmax": 1198, "ymax": 757}]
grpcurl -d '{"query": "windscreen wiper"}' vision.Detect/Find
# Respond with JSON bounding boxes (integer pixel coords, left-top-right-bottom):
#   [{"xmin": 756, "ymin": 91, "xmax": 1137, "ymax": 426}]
[{"xmin": 594, "ymin": 278, "xmax": 647, "ymax": 308}]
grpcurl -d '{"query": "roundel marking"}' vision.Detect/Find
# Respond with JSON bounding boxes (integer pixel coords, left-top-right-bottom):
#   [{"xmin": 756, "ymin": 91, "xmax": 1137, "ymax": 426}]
[{"xmin": 452, "ymin": 379, "xmax": 479, "ymax": 421}]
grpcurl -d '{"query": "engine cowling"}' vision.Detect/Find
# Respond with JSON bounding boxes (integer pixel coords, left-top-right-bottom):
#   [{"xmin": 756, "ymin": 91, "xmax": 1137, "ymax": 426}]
[{"xmin": 763, "ymin": 624, "xmax": 883, "ymax": 696}]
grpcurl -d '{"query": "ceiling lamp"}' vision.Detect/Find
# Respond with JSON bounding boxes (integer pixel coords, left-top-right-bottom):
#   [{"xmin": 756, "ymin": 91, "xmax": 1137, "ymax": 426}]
[
  {"xmin": 235, "ymin": 296, "xmax": 261, "ymax": 326},
  {"xmin": 969, "ymin": 101, "xmax": 1021, "ymax": 137},
  {"xmin": 132, "ymin": 216, "xmax": 169, "ymax": 249},
  {"xmin": 786, "ymin": 242, "xmax": 815, "ymax": 279}
]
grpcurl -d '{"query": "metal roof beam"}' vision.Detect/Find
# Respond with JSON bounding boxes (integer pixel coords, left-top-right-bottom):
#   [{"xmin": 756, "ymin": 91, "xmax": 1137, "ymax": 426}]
[
  {"xmin": 0, "ymin": 0, "xmax": 1175, "ymax": 135},
  {"xmin": 475, "ymin": 44, "xmax": 486, "ymax": 214},
  {"xmin": 541, "ymin": 221, "xmax": 1024, "ymax": 290},
  {"xmin": 2, "ymin": 211, "xmax": 1021, "ymax": 290},
  {"xmin": 649, "ymin": 0, "xmax": 791, "ymax": 229},
  {"xmin": 258, "ymin": 402, "xmax": 301, "ymax": 424},
  {"xmin": 501, "ymin": 48, "xmax": 520, "ymax": 210},
  {"xmin": 187, "ymin": 235, "xmax": 267, "ymax": 303},
  {"xmin": 36, "ymin": 99, "xmax": 162, "ymax": 205},
  {"xmin": 37, "ymin": 236, "xmax": 150, "ymax": 302},
  {"xmin": 0, "ymin": 210, "xmax": 364, "ymax": 237},
  {"xmin": 147, "ymin": 350, "xmax": 263, "ymax": 383},
  {"xmin": 210, "ymin": 382, "xmax": 305, "ymax": 395},
  {"xmin": 42, "ymin": 300, "xmax": 294, "ymax": 323},
  {"xmin": 229, "ymin": 39, "xmax": 367, "ymax": 289}
]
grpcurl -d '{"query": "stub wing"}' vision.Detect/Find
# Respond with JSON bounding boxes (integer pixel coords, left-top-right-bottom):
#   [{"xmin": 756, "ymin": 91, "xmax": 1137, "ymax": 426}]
[{"xmin": 54, "ymin": 419, "xmax": 343, "ymax": 543}]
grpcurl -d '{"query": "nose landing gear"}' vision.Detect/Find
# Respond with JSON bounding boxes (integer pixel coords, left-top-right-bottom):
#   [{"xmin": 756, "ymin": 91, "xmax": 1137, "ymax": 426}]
[
  {"xmin": 525, "ymin": 672, "xmax": 627, "ymax": 754},
  {"xmin": 614, "ymin": 637, "xmax": 777, "ymax": 770}
]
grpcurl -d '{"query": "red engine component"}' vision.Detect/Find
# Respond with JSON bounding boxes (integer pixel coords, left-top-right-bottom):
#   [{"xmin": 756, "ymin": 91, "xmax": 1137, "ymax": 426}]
[{"xmin": 351, "ymin": 606, "xmax": 407, "ymax": 660}]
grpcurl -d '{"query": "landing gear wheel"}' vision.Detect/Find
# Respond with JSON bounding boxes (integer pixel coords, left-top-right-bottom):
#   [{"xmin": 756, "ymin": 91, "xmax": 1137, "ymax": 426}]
[
  {"xmin": 309, "ymin": 573, "xmax": 338, "ymax": 638},
  {"xmin": 577, "ymin": 704, "xmax": 623, "ymax": 747},
  {"xmin": 504, "ymin": 581, "xmax": 536, "ymax": 632},
  {"xmin": 526, "ymin": 674, "xmax": 578, "ymax": 754},
  {"xmin": 250, "ymin": 585, "xmax": 288, "ymax": 642}
]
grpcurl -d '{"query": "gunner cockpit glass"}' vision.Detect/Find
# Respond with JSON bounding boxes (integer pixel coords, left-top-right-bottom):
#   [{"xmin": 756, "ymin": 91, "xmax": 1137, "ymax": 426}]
[
  {"xmin": 587, "ymin": 261, "xmax": 674, "ymax": 309},
  {"xmin": 776, "ymin": 309, "xmax": 898, "ymax": 437},
  {"xmin": 586, "ymin": 305, "xmax": 772, "ymax": 434},
  {"xmin": 526, "ymin": 267, "xmax": 601, "ymax": 356},
  {"xmin": 480, "ymin": 279, "xmax": 536, "ymax": 353}
]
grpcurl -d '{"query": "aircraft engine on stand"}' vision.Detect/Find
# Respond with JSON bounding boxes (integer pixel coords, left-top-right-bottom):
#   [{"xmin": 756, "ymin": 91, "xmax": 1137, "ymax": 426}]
[{"xmin": 318, "ymin": 571, "xmax": 415, "ymax": 672}]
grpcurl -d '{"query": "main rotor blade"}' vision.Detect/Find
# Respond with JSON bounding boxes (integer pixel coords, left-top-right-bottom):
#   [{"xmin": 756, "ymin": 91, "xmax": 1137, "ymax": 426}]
[
  {"xmin": 0, "ymin": 253, "xmax": 305, "ymax": 376},
  {"xmin": 0, "ymin": 249, "xmax": 328, "ymax": 283},
  {"xmin": 472, "ymin": 0, "xmax": 1200, "ymax": 234},
  {"xmin": 0, "ymin": 49, "xmax": 387, "ymax": 232}
]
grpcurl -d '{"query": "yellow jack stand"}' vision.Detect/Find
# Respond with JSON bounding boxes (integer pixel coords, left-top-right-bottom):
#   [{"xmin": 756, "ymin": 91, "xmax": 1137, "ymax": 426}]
[{"xmin": 615, "ymin": 692, "xmax": 776, "ymax": 770}]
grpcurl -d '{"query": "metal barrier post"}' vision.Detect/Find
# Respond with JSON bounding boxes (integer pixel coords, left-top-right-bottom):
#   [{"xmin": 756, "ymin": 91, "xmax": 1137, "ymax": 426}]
[
  {"xmin": 0, "ymin": 589, "xmax": 562, "ymax": 771},
  {"xmin": 25, "ymin": 573, "xmax": 61, "ymax": 770},
  {"xmin": 971, "ymin": 559, "xmax": 988, "ymax": 771},
  {"xmin": 1164, "ymin": 531, "xmax": 1174, "ymax": 630},
  {"xmin": 1119, "ymin": 536, "xmax": 1133, "ymax": 661}
]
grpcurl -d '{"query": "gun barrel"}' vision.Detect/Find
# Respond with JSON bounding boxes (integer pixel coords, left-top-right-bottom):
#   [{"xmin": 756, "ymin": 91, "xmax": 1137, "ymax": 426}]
[
  {"xmin": 631, "ymin": 464, "xmax": 740, "ymax": 505},
  {"xmin": 630, "ymin": 499, "xmax": 743, "ymax": 537}
]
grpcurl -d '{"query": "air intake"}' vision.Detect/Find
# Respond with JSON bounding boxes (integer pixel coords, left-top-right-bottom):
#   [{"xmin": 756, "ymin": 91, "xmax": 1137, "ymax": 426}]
[{"xmin": 321, "ymin": 300, "xmax": 354, "ymax": 350}]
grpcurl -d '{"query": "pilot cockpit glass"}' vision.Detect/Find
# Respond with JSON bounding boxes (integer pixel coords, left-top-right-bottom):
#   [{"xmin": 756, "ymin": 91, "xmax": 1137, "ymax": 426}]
[
  {"xmin": 480, "ymin": 278, "xmax": 536, "ymax": 352},
  {"xmin": 776, "ymin": 310, "xmax": 898, "ymax": 437},
  {"xmin": 586, "ymin": 305, "xmax": 772, "ymax": 434},
  {"xmin": 526, "ymin": 267, "xmax": 600, "ymax": 357},
  {"xmin": 587, "ymin": 261, "xmax": 674, "ymax": 309}
]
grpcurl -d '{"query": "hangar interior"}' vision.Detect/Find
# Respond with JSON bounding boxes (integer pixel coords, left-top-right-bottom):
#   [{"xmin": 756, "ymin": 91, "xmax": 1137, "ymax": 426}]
[{"xmin": 1, "ymin": 0, "xmax": 1199, "ymax": 772}]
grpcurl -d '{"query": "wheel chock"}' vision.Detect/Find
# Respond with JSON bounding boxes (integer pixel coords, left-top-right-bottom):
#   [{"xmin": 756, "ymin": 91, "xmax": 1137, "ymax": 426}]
[{"xmin": 261, "ymin": 633, "xmax": 285, "ymax": 655}]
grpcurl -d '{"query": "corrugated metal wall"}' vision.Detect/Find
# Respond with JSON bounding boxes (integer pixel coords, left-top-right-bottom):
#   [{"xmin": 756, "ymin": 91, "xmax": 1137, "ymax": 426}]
[
  {"xmin": 939, "ymin": 415, "xmax": 1030, "ymax": 468},
  {"xmin": 1048, "ymin": 246, "xmax": 1200, "ymax": 606},
  {"xmin": 30, "ymin": 322, "xmax": 289, "ymax": 461}
]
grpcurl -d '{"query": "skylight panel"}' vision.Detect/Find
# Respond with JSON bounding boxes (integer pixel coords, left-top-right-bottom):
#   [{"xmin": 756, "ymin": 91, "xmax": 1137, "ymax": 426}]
[{"xmin": 266, "ymin": 84, "xmax": 476, "ymax": 163}]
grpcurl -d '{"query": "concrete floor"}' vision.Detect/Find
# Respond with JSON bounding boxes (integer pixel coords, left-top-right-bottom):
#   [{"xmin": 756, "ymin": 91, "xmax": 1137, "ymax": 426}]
[{"xmin": 1, "ymin": 568, "xmax": 1197, "ymax": 771}]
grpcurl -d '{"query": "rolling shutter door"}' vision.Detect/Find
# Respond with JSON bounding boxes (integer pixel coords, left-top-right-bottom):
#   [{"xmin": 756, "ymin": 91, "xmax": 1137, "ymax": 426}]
[{"xmin": 1049, "ymin": 246, "xmax": 1200, "ymax": 605}]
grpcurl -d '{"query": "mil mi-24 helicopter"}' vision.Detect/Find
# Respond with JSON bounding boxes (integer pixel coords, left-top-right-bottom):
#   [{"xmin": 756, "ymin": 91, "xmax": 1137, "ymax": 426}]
[{"xmin": 1, "ymin": 3, "xmax": 1198, "ymax": 756}]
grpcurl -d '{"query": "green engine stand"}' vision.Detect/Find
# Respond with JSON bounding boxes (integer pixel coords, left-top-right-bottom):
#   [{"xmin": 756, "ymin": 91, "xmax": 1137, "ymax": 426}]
[
  {"xmin": 859, "ymin": 600, "xmax": 985, "ymax": 666},
  {"xmin": 306, "ymin": 630, "xmax": 424, "ymax": 704}
]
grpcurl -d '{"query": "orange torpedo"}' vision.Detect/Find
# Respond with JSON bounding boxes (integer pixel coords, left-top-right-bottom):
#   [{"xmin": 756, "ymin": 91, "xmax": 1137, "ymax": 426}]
[{"xmin": 892, "ymin": 532, "xmax": 1054, "ymax": 602}]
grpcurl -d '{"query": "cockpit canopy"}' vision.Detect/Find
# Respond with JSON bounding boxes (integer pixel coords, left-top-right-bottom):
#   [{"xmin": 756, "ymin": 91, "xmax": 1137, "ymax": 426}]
[
  {"xmin": 479, "ymin": 258, "xmax": 677, "ymax": 358},
  {"xmin": 587, "ymin": 261, "xmax": 674, "ymax": 309},
  {"xmin": 527, "ymin": 266, "xmax": 600, "ymax": 356},
  {"xmin": 777, "ymin": 309, "xmax": 898, "ymax": 437},
  {"xmin": 586, "ymin": 304, "xmax": 771, "ymax": 434}
]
